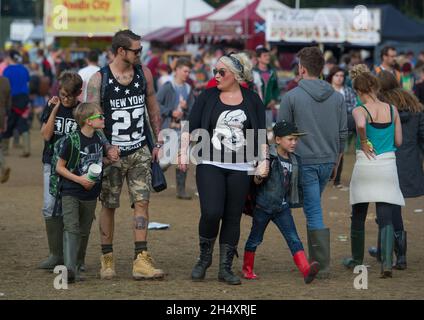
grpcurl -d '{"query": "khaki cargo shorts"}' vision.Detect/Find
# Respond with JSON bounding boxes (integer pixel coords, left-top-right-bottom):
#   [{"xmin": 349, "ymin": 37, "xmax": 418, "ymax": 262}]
[{"xmin": 100, "ymin": 145, "xmax": 152, "ymax": 209}]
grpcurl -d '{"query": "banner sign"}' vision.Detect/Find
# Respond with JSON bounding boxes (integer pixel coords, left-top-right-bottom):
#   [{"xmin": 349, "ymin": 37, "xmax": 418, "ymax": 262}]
[
  {"xmin": 266, "ymin": 7, "xmax": 381, "ymax": 45},
  {"xmin": 189, "ymin": 20, "xmax": 245, "ymax": 36},
  {"xmin": 44, "ymin": 0, "xmax": 129, "ymax": 37}
]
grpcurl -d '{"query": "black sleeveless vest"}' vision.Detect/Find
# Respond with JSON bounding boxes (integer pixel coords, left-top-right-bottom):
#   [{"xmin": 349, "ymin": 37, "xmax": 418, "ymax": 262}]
[{"xmin": 101, "ymin": 65, "xmax": 147, "ymax": 157}]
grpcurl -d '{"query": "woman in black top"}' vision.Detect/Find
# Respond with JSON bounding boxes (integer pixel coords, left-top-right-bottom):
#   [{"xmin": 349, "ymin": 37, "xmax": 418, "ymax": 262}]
[
  {"xmin": 179, "ymin": 52, "xmax": 267, "ymax": 285},
  {"xmin": 367, "ymin": 70, "xmax": 424, "ymax": 269}
]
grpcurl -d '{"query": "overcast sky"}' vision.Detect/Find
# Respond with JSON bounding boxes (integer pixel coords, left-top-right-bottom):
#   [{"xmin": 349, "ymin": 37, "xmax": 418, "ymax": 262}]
[{"xmin": 130, "ymin": 0, "xmax": 213, "ymax": 35}]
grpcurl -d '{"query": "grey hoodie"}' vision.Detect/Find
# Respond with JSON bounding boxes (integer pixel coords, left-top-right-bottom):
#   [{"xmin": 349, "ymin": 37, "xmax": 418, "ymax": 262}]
[{"xmin": 278, "ymin": 79, "xmax": 348, "ymax": 165}]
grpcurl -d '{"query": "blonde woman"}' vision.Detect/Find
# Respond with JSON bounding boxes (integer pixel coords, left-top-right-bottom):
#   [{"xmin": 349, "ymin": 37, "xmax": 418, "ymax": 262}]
[{"xmin": 179, "ymin": 52, "xmax": 267, "ymax": 285}]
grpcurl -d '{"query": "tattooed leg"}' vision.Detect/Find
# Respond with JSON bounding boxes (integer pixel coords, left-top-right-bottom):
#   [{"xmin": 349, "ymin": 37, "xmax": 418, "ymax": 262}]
[
  {"xmin": 133, "ymin": 201, "xmax": 149, "ymax": 241},
  {"xmin": 134, "ymin": 216, "xmax": 148, "ymax": 230}
]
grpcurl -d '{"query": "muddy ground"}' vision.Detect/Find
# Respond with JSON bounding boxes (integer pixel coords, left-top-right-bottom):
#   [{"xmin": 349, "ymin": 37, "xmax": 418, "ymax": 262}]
[{"xmin": 1, "ymin": 128, "xmax": 423, "ymax": 300}]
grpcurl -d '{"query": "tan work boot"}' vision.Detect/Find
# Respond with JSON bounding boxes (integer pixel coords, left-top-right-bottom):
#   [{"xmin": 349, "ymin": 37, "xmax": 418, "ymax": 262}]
[
  {"xmin": 133, "ymin": 251, "xmax": 165, "ymax": 280},
  {"xmin": 100, "ymin": 252, "xmax": 116, "ymax": 280}
]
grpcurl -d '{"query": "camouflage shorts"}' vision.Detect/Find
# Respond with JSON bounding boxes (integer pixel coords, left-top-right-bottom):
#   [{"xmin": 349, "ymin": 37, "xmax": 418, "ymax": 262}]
[{"xmin": 100, "ymin": 145, "xmax": 152, "ymax": 209}]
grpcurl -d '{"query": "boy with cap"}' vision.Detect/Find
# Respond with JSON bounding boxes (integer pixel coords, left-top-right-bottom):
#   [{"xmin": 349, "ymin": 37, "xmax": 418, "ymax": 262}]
[{"xmin": 242, "ymin": 121, "xmax": 320, "ymax": 284}]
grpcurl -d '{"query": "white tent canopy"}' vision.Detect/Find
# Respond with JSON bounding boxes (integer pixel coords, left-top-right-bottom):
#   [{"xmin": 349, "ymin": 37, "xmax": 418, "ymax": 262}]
[{"xmin": 131, "ymin": 0, "xmax": 214, "ymax": 36}]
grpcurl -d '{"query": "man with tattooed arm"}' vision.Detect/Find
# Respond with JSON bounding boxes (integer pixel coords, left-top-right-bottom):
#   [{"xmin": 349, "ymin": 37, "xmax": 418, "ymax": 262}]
[{"xmin": 86, "ymin": 30, "xmax": 164, "ymax": 280}]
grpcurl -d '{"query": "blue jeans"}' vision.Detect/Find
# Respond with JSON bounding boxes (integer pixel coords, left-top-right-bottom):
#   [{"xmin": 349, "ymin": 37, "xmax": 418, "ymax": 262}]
[
  {"xmin": 244, "ymin": 205, "xmax": 304, "ymax": 255},
  {"xmin": 302, "ymin": 163, "xmax": 334, "ymax": 230}
]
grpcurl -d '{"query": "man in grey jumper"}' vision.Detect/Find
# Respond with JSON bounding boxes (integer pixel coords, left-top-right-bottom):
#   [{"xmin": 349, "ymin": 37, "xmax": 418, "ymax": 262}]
[
  {"xmin": 157, "ymin": 58, "xmax": 195, "ymax": 199},
  {"xmin": 279, "ymin": 47, "xmax": 348, "ymax": 278}
]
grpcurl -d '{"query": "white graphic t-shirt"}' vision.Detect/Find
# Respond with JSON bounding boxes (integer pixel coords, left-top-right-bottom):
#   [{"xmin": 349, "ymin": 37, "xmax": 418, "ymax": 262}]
[{"xmin": 206, "ymin": 100, "xmax": 252, "ymax": 166}]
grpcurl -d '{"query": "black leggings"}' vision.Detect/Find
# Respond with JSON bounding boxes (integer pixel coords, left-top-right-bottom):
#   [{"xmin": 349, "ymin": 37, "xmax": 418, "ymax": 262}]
[
  {"xmin": 196, "ymin": 164, "xmax": 251, "ymax": 246},
  {"xmin": 351, "ymin": 202, "xmax": 404, "ymax": 231}
]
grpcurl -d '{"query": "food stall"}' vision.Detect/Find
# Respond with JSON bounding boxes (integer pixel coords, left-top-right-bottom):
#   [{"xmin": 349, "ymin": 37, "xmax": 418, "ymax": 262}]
[{"xmin": 44, "ymin": 0, "xmax": 130, "ymax": 62}]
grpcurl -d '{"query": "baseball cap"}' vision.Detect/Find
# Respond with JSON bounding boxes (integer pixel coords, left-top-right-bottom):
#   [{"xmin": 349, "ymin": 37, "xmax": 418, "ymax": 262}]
[{"xmin": 273, "ymin": 121, "xmax": 306, "ymax": 137}]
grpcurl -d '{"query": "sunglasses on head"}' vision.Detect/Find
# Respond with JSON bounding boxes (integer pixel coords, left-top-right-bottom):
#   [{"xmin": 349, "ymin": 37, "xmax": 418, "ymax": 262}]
[
  {"xmin": 124, "ymin": 46, "xmax": 143, "ymax": 55},
  {"xmin": 213, "ymin": 68, "xmax": 226, "ymax": 77},
  {"xmin": 86, "ymin": 114, "xmax": 105, "ymax": 122}
]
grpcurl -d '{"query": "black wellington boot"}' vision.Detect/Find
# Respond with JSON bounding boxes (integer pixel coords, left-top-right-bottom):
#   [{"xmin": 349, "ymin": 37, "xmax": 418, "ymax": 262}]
[
  {"xmin": 343, "ymin": 228, "xmax": 365, "ymax": 269},
  {"xmin": 393, "ymin": 231, "xmax": 407, "ymax": 270},
  {"xmin": 176, "ymin": 168, "xmax": 192, "ymax": 200}
]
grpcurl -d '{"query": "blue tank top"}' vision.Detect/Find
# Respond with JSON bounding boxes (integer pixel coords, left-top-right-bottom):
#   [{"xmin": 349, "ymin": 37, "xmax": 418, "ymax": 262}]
[{"xmin": 356, "ymin": 104, "xmax": 396, "ymax": 155}]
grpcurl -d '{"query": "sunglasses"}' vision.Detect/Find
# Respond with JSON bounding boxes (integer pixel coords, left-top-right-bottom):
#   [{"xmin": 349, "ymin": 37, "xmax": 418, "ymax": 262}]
[
  {"xmin": 213, "ymin": 68, "xmax": 226, "ymax": 77},
  {"xmin": 86, "ymin": 114, "xmax": 105, "ymax": 121},
  {"xmin": 124, "ymin": 47, "xmax": 143, "ymax": 55}
]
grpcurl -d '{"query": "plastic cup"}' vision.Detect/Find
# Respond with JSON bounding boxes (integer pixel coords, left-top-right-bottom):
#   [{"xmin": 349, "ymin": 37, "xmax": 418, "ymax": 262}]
[{"xmin": 87, "ymin": 163, "xmax": 102, "ymax": 181}]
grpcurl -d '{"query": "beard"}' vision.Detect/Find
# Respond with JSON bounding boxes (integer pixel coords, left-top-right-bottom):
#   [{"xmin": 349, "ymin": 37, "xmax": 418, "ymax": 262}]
[{"xmin": 123, "ymin": 56, "xmax": 140, "ymax": 66}]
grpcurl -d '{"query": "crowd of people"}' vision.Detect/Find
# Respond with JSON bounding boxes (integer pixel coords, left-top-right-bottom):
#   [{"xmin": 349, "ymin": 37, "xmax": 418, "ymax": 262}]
[{"xmin": 0, "ymin": 30, "xmax": 423, "ymax": 285}]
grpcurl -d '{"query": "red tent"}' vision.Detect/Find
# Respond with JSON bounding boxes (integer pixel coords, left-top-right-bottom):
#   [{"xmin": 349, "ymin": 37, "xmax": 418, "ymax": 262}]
[
  {"xmin": 142, "ymin": 27, "xmax": 185, "ymax": 45},
  {"xmin": 185, "ymin": 0, "xmax": 290, "ymax": 49}
]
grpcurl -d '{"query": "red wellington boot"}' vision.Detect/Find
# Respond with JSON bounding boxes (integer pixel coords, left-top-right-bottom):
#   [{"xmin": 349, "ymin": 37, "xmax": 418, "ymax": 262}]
[
  {"xmin": 293, "ymin": 250, "xmax": 320, "ymax": 284},
  {"xmin": 242, "ymin": 251, "xmax": 258, "ymax": 280}
]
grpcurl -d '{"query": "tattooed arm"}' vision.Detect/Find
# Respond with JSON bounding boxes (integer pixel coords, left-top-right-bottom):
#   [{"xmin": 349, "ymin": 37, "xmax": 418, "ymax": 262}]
[
  {"xmin": 86, "ymin": 71, "xmax": 119, "ymax": 162},
  {"xmin": 86, "ymin": 72, "xmax": 102, "ymax": 105},
  {"xmin": 143, "ymin": 65, "xmax": 162, "ymax": 143}
]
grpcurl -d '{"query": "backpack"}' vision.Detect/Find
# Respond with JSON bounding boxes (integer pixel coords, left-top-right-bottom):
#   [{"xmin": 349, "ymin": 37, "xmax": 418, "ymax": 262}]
[
  {"xmin": 49, "ymin": 131, "xmax": 81, "ymax": 199},
  {"xmin": 49, "ymin": 130, "xmax": 103, "ymax": 215}
]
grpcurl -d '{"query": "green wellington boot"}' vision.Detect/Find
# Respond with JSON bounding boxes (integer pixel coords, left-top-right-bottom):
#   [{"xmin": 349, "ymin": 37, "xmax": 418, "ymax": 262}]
[
  {"xmin": 38, "ymin": 217, "xmax": 64, "ymax": 269},
  {"xmin": 307, "ymin": 228, "xmax": 330, "ymax": 279},
  {"xmin": 380, "ymin": 224, "xmax": 394, "ymax": 278},
  {"xmin": 77, "ymin": 233, "xmax": 89, "ymax": 272},
  {"xmin": 63, "ymin": 231, "xmax": 81, "ymax": 283}
]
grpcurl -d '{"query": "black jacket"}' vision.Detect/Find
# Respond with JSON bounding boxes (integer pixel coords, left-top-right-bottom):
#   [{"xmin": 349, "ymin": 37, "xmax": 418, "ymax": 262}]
[
  {"xmin": 187, "ymin": 86, "xmax": 266, "ymax": 157},
  {"xmin": 396, "ymin": 111, "xmax": 424, "ymax": 198},
  {"xmin": 256, "ymin": 144, "xmax": 303, "ymax": 212}
]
